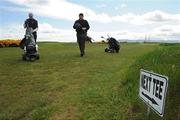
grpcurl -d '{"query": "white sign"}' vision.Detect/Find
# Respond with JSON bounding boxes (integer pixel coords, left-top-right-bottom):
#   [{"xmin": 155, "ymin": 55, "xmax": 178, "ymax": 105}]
[{"xmin": 139, "ymin": 69, "xmax": 168, "ymax": 117}]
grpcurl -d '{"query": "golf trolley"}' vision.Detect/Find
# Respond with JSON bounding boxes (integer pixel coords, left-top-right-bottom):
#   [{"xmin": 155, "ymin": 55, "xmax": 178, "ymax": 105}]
[
  {"xmin": 101, "ymin": 35, "xmax": 120, "ymax": 53},
  {"xmin": 20, "ymin": 27, "xmax": 40, "ymax": 61}
]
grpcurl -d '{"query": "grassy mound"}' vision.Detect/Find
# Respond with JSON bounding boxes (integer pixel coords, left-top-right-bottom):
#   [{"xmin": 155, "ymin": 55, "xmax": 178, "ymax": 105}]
[{"xmin": 121, "ymin": 44, "xmax": 180, "ymax": 120}]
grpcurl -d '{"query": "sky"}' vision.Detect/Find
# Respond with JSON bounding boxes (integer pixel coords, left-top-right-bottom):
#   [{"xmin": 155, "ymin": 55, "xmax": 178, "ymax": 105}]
[{"xmin": 0, "ymin": 0, "xmax": 180, "ymax": 42}]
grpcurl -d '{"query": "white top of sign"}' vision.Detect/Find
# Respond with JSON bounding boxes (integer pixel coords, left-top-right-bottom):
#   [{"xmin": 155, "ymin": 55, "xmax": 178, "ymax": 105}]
[{"xmin": 139, "ymin": 69, "xmax": 168, "ymax": 117}]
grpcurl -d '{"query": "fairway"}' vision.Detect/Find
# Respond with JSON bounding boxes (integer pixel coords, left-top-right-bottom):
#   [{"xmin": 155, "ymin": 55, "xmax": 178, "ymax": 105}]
[{"xmin": 0, "ymin": 43, "xmax": 179, "ymax": 120}]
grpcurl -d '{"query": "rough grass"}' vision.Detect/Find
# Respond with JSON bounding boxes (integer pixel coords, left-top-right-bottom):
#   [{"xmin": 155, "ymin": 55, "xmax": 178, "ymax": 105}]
[
  {"xmin": 0, "ymin": 43, "xmax": 179, "ymax": 120},
  {"xmin": 121, "ymin": 44, "xmax": 180, "ymax": 120}
]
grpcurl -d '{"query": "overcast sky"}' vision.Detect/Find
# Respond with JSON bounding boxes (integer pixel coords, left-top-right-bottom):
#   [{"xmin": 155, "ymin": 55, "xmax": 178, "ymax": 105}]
[{"xmin": 0, "ymin": 0, "xmax": 180, "ymax": 42}]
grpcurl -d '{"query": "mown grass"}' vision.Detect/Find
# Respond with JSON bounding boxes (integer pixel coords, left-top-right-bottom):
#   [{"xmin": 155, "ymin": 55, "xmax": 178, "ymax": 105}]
[{"xmin": 0, "ymin": 42, "xmax": 179, "ymax": 120}]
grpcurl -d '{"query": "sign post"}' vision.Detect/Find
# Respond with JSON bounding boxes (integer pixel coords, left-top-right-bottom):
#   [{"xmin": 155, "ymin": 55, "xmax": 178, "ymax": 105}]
[
  {"xmin": 139, "ymin": 69, "xmax": 168, "ymax": 117},
  {"xmin": 147, "ymin": 106, "xmax": 150, "ymax": 120}
]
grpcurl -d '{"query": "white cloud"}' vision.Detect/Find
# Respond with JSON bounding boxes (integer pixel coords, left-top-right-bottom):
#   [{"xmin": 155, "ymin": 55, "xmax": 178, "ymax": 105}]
[
  {"xmin": 112, "ymin": 10, "xmax": 180, "ymax": 25},
  {"xmin": 96, "ymin": 4, "xmax": 107, "ymax": 8},
  {"xmin": 114, "ymin": 7, "xmax": 119, "ymax": 10},
  {"xmin": 143, "ymin": 10, "xmax": 175, "ymax": 22},
  {"xmin": 0, "ymin": 23, "xmax": 76, "ymax": 42},
  {"xmin": 151, "ymin": 24, "xmax": 180, "ymax": 40},
  {"xmin": 0, "ymin": 24, "xmax": 24, "ymax": 39},
  {"xmin": 38, "ymin": 23, "xmax": 76, "ymax": 42},
  {"xmin": 115, "ymin": 3, "xmax": 127, "ymax": 10},
  {"xmin": 2, "ymin": 0, "xmax": 111, "ymax": 23},
  {"xmin": 1, "ymin": 23, "xmax": 180, "ymax": 42},
  {"xmin": 120, "ymin": 4, "xmax": 127, "ymax": 8},
  {"xmin": 154, "ymin": 24, "xmax": 180, "ymax": 33},
  {"xmin": 2, "ymin": 0, "xmax": 180, "ymax": 25},
  {"xmin": 1, "ymin": 0, "xmax": 180, "ymax": 42}
]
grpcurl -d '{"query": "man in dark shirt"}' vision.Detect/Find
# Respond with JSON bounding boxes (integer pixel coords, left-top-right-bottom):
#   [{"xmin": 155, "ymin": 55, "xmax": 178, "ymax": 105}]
[
  {"xmin": 24, "ymin": 13, "xmax": 38, "ymax": 42},
  {"xmin": 73, "ymin": 13, "xmax": 90, "ymax": 57}
]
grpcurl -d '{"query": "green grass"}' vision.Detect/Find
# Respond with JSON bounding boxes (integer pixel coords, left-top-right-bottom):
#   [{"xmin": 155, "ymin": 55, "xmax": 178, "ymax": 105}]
[
  {"xmin": 0, "ymin": 43, "xmax": 179, "ymax": 120},
  {"xmin": 120, "ymin": 44, "xmax": 180, "ymax": 120}
]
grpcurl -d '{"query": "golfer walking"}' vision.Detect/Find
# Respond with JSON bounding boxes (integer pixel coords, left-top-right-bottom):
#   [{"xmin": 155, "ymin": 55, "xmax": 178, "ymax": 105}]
[{"xmin": 73, "ymin": 13, "xmax": 90, "ymax": 57}]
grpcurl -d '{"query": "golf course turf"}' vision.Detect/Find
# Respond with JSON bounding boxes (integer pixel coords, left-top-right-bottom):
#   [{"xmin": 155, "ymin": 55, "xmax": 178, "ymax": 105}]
[{"xmin": 0, "ymin": 43, "xmax": 179, "ymax": 120}]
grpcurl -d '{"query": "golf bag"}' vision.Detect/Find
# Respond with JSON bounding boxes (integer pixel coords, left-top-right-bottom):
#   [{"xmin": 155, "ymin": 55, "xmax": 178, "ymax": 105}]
[
  {"xmin": 85, "ymin": 35, "xmax": 94, "ymax": 43},
  {"xmin": 105, "ymin": 37, "xmax": 120, "ymax": 53},
  {"xmin": 74, "ymin": 22, "xmax": 82, "ymax": 31},
  {"xmin": 20, "ymin": 27, "xmax": 39, "ymax": 61},
  {"xmin": 74, "ymin": 23, "xmax": 94, "ymax": 43}
]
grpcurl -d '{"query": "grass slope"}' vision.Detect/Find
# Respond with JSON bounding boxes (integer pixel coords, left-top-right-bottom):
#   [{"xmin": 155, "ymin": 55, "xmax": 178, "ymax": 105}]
[
  {"xmin": 121, "ymin": 44, "xmax": 180, "ymax": 120},
  {"xmin": 0, "ymin": 43, "xmax": 179, "ymax": 120}
]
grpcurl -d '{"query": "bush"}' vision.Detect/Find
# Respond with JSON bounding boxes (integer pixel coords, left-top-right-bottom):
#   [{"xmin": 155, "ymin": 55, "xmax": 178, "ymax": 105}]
[
  {"xmin": 9, "ymin": 43, "xmax": 19, "ymax": 47},
  {"xmin": 0, "ymin": 44, "xmax": 4, "ymax": 48},
  {"xmin": 0, "ymin": 40, "xmax": 21, "ymax": 48}
]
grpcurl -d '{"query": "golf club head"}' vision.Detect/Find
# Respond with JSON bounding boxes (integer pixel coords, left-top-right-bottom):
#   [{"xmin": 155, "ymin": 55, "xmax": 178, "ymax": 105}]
[
  {"xmin": 107, "ymin": 34, "xmax": 110, "ymax": 39},
  {"xmin": 91, "ymin": 38, "xmax": 95, "ymax": 41},
  {"xmin": 101, "ymin": 36, "xmax": 105, "ymax": 39},
  {"xmin": 87, "ymin": 35, "xmax": 95, "ymax": 42}
]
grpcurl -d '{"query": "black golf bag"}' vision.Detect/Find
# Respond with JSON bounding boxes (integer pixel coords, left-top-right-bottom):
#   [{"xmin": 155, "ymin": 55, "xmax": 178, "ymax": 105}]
[
  {"xmin": 74, "ymin": 23, "xmax": 94, "ymax": 43},
  {"xmin": 20, "ymin": 27, "xmax": 39, "ymax": 61},
  {"xmin": 105, "ymin": 37, "xmax": 120, "ymax": 53},
  {"xmin": 85, "ymin": 35, "xmax": 94, "ymax": 43}
]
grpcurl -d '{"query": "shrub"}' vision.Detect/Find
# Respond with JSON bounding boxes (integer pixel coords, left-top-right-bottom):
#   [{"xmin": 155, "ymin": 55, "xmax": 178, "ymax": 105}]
[{"xmin": 0, "ymin": 40, "xmax": 21, "ymax": 48}]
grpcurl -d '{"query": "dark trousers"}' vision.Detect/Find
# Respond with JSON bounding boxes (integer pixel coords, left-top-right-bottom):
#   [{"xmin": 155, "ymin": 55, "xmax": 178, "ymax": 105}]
[
  {"xmin": 32, "ymin": 32, "xmax": 37, "ymax": 43},
  {"xmin": 77, "ymin": 33, "xmax": 86, "ymax": 55}
]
